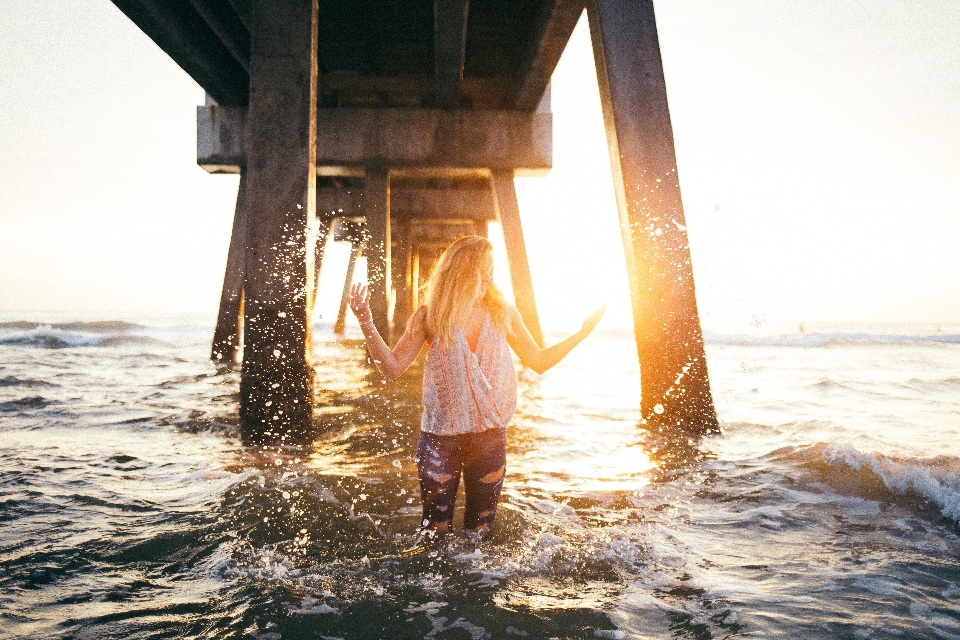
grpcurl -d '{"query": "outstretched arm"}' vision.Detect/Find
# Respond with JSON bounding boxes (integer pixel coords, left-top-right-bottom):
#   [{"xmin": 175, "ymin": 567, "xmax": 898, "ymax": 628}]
[
  {"xmin": 348, "ymin": 283, "xmax": 427, "ymax": 381},
  {"xmin": 506, "ymin": 302, "xmax": 605, "ymax": 374}
]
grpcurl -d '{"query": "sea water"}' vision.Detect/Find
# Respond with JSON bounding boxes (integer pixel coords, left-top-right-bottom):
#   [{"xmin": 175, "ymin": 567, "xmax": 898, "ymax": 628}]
[{"xmin": 1, "ymin": 315, "xmax": 959, "ymax": 639}]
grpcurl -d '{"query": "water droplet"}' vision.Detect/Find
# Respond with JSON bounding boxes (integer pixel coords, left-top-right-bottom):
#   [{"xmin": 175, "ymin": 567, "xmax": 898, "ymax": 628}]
[
  {"xmin": 282, "ymin": 491, "xmax": 291, "ymax": 500},
  {"xmin": 654, "ymin": 404, "xmax": 664, "ymax": 414},
  {"xmin": 392, "ymin": 460, "xmax": 402, "ymax": 468},
  {"xmin": 274, "ymin": 458, "xmax": 283, "ymax": 465}
]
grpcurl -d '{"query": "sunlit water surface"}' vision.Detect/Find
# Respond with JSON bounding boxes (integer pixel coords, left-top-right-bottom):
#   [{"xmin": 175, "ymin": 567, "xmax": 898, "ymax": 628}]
[{"xmin": 1, "ymin": 317, "xmax": 959, "ymax": 639}]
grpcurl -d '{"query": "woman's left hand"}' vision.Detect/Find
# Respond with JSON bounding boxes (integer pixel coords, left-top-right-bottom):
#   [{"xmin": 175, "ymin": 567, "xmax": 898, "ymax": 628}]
[{"xmin": 581, "ymin": 301, "xmax": 606, "ymax": 334}]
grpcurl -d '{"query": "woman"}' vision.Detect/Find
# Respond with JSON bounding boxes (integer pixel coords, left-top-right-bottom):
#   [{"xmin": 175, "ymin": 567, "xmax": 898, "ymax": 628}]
[{"xmin": 349, "ymin": 236, "xmax": 603, "ymax": 538}]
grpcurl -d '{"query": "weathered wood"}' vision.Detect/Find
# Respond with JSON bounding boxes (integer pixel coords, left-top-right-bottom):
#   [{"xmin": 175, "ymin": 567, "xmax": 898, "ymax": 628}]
[
  {"xmin": 434, "ymin": 0, "xmax": 470, "ymax": 108},
  {"xmin": 364, "ymin": 170, "xmax": 392, "ymax": 342},
  {"xmin": 109, "ymin": 0, "xmax": 248, "ymax": 106},
  {"xmin": 513, "ymin": 0, "xmax": 584, "ymax": 110},
  {"xmin": 587, "ymin": 0, "xmax": 717, "ymax": 432},
  {"xmin": 334, "ymin": 242, "xmax": 363, "ymax": 334},
  {"xmin": 240, "ymin": 0, "xmax": 319, "ymax": 443},
  {"xmin": 212, "ymin": 172, "xmax": 249, "ymax": 363},
  {"xmin": 491, "ymin": 170, "xmax": 544, "ymax": 347}
]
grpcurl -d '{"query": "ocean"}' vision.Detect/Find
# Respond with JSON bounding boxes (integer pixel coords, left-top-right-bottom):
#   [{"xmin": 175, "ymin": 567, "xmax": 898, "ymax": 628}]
[{"xmin": 1, "ymin": 315, "xmax": 959, "ymax": 639}]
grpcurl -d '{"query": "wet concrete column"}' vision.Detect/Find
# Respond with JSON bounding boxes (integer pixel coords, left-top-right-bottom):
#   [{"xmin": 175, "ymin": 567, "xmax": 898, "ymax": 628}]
[
  {"xmin": 212, "ymin": 171, "xmax": 249, "ymax": 364},
  {"xmin": 587, "ymin": 0, "xmax": 718, "ymax": 432},
  {"xmin": 240, "ymin": 0, "xmax": 319, "ymax": 444},
  {"xmin": 491, "ymin": 170, "xmax": 544, "ymax": 347},
  {"xmin": 364, "ymin": 169, "xmax": 392, "ymax": 343}
]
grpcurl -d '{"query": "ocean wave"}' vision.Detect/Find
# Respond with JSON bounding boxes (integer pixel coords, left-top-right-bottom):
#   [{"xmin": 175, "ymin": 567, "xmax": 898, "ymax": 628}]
[
  {"xmin": 0, "ymin": 375, "xmax": 56, "ymax": 388},
  {"xmin": 704, "ymin": 331, "xmax": 960, "ymax": 347},
  {"xmin": 0, "ymin": 320, "xmax": 145, "ymax": 333},
  {"xmin": 793, "ymin": 443, "xmax": 960, "ymax": 522},
  {"xmin": 0, "ymin": 324, "xmax": 160, "ymax": 349},
  {"xmin": 0, "ymin": 396, "xmax": 57, "ymax": 412}
]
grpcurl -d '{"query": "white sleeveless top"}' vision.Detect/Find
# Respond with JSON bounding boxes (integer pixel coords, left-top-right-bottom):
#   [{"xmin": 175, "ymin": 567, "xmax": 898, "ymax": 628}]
[{"xmin": 420, "ymin": 312, "xmax": 518, "ymax": 436}]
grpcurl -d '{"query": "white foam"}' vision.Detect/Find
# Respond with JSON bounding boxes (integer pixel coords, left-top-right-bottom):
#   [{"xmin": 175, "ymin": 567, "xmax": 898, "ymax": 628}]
[{"xmin": 821, "ymin": 444, "xmax": 960, "ymax": 521}]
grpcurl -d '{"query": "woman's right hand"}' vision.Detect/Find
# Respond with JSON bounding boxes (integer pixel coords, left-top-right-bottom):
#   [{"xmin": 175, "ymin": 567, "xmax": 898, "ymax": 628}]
[{"xmin": 348, "ymin": 282, "xmax": 373, "ymax": 326}]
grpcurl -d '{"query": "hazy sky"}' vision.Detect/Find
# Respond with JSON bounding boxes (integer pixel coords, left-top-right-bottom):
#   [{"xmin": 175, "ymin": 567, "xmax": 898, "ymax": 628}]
[{"xmin": 1, "ymin": 0, "xmax": 958, "ymax": 330}]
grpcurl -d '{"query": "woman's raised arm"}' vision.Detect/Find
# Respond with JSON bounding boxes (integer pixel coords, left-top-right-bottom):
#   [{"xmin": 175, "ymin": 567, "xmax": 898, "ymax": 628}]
[
  {"xmin": 348, "ymin": 283, "xmax": 427, "ymax": 381},
  {"xmin": 505, "ymin": 302, "xmax": 605, "ymax": 374}
]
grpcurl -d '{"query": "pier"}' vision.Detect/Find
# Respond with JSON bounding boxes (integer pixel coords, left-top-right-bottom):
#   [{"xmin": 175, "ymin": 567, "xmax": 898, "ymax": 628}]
[{"xmin": 111, "ymin": 0, "xmax": 718, "ymax": 441}]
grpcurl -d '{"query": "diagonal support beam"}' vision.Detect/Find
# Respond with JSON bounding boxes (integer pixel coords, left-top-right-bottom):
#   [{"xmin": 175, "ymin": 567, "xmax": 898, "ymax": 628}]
[
  {"xmin": 513, "ymin": 0, "xmax": 585, "ymax": 110},
  {"xmin": 587, "ymin": 0, "xmax": 717, "ymax": 432},
  {"xmin": 492, "ymin": 170, "xmax": 544, "ymax": 348},
  {"xmin": 212, "ymin": 172, "xmax": 249, "ymax": 363},
  {"xmin": 434, "ymin": 0, "xmax": 470, "ymax": 108}
]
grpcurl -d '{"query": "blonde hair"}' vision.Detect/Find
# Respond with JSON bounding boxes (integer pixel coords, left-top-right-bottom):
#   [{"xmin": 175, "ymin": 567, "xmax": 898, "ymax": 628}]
[{"xmin": 424, "ymin": 236, "xmax": 508, "ymax": 347}]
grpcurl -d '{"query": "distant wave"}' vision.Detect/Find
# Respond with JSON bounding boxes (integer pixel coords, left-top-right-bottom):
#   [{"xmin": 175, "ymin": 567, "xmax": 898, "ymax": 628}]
[
  {"xmin": 0, "ymin": 322, "xmax": 160, "ymax": 349},
  {"xmin": 791, "ymin": 443, "xmax": 960, "ymax": 522},
  {"xmin": 0, "ymin": 320, "xmax": 145, "ymax": 333},
  {"xmin": 0, "ymin": 395, "xmax": 57, "ymax": 412},
  {"xmin": 0, "ymin": 375, "xmax": 56, "ymax": 388},
  {"xmin": 704, "ymin": 332, "xmax": 960, "ymax": 347}
]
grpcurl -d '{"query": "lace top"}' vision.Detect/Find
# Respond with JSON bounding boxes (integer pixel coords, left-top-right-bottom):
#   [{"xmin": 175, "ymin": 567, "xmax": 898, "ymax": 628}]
[{"xmin": 420, "ymin": 312, "xmax": 517, "ymax": 435}]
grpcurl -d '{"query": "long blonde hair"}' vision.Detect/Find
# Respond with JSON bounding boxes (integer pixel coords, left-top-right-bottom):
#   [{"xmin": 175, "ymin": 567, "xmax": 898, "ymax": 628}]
[{"xmin": 424, "ymin": 236, "xmax": 508, "ymax": 347}]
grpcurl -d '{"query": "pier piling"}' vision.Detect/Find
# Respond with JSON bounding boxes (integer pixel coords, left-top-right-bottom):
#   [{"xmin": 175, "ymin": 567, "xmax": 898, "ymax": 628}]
[
  {"xmin": 211, "ymin": 171, "xmax": 248, "ymax": 364},
  {"xmin": 238, "ymin": 0, "xmax": 318, "ymax": 443},
  {"xmin": 587, "ymin": 0, "xmax": 718, "ymax": 431}
]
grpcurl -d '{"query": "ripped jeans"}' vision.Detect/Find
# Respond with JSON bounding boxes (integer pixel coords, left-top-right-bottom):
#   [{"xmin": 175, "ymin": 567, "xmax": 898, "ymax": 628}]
[{"xmin": 415, "ymin": 427, "xmax": 506, "ymax": 535}]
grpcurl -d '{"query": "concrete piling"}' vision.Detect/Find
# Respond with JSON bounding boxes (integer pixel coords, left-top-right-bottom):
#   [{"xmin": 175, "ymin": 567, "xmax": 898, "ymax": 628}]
[
  {"xmin": 211, "ymin": 171, "xmax": 248, "ymax": 364},
  {"xmin": 491, "ymin": 170, "xmax": 544, "ymax": 348},
  {"xmin": 587, "ymin": 0, "xmax": 718, "ymax": 432},
  {"xmin": 238, "ymin": 0, "xmax": 319, "ymax": 444}
]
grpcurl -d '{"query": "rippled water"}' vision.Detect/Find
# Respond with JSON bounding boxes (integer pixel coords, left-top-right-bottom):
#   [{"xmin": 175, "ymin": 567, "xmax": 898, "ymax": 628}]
[{"xmin": 1, "ymin": 317, "xmax": 959, "ymax": 639}]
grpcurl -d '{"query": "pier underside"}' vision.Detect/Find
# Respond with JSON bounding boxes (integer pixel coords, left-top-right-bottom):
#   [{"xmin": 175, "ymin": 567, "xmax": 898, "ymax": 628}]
[{"xmin": 112, "ymin": 0, "xmax": 718, "ymax": 442}]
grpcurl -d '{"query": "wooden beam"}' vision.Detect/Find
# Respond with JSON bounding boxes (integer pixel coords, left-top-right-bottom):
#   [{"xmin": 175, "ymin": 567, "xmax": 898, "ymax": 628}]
[
  {"xmin": 587, "ymin": 0, "xmax": 717, "ymax": 432},
  {"xmin": 364, "ymin": 170, "xmax": 392, "ymax": 342},
  {"xmin": 211, "ymin": 171, "xmax": 249, "ymax": 364},
  {"xmin": 491, "ymin": 170, "xmax": 543, "ymax": 347},
  {"xmin": 513, "ymin": 0, "xmax": 584, "ymax": 110},
  {"xmin": 109, "ymin": 0, "xmax": 248, "ymax": 106},
  {"xmin": 240, "ymin": 0, "xmax": 319, "ymax": 443},
  {"xmin": 434, "ymin": 0, "xmax": 470, "ymax": 108}
]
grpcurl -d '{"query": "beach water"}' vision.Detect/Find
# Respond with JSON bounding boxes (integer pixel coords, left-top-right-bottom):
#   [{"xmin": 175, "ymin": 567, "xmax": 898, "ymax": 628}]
[{"xmin": 1, "ymin": 316, "xmax": 959, "ymax": 639}]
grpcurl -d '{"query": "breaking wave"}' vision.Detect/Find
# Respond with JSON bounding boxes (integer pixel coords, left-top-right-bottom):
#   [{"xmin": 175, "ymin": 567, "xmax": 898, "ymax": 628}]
[{"xmin": 0, "ymin": 322, "xmax": 159, "ymax": 348}]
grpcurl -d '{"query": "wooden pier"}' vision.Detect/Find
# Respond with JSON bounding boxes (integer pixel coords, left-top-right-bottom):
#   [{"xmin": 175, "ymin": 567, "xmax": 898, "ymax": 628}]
[{"xmin": 111, "ymin": 0, "xmax": 719, "ymax": 442}]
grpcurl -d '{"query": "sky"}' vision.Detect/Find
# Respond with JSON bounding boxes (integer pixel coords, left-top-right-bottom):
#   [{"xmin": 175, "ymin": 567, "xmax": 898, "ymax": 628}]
[{"xmin": 1, "ymin": 0, "xmax": 958, "ymax": 331}]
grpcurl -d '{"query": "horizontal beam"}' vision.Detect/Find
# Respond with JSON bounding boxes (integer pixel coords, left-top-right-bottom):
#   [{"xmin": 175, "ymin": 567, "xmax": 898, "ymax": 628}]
[
  {"xmin": 317, "ymin": 186, "xmax": 496, "ymax": 220},
  {"xmin": 198, "ymin": 106, "xmax": 552, "ymax": 173}
]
